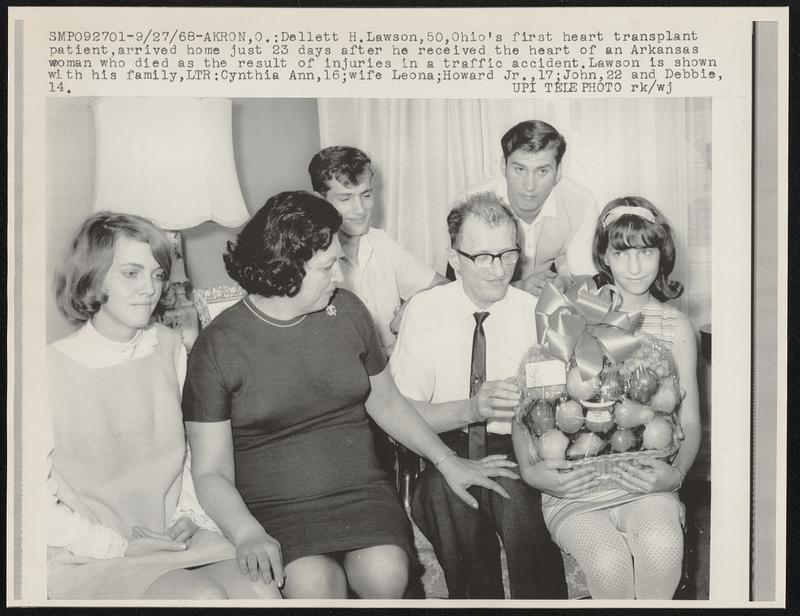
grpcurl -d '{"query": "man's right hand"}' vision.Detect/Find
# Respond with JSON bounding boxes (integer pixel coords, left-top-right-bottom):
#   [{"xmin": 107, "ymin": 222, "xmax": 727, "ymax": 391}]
[
  {"xmin": 470, "ymin": 380, "xmax": 521, "ymax": 423},
  {"xmin": 516, "ymin": 270, "xmax": 570, "ymax": 296}
]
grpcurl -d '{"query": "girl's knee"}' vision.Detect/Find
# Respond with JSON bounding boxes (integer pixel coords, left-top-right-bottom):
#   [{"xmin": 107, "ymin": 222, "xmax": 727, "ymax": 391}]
[
  {"xmin": 194, "ymin": 559, "xmax": 282, "ymax": 600},
  {"xmin": 578, "ymin": 547, "xmax": 634, "ymax": 599},
  {"xmin": 255, "ymin": 581, "xmax": 283, "ymax": 599},
  {"xmin": 586, "ymin": 544, "xmax": 632, "ymax": 581},
  {"xmin": 629, "ymin": 521, "xmax": 684, "ymax": 599},
  {"xmin": 634, "ymin": 523, "xmax": 684, "ymax": 560},
  {"xmin": 188, "ymin": 580, "xmax": 229, "ymax": 601},
  {"xmin": 144, "ymin": 570, "xmax": 229, "ymax": 600},
  {"xmin": 234, "ymin": 578, "xmax": 283, "ymax": 600}
]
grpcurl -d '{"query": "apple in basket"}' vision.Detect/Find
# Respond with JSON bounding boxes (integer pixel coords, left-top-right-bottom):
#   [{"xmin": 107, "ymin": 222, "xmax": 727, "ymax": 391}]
[
  {"xmin": 627, "ymin": 366, "xmax": 660, "ymax": 404},
  {"xmin": 555, "ymin": 399, "xmax": 584, "ymax": 433},
  {"xmin": 642, "ymin": 416, "xmax": 674, "ymax": 450},
  {"xmin": 610, "ymin": 428, "xmax": 639, "ymax": 452},
  {"xmin": 528, "ymin": 398, "xmax": 556, "ymax": 435},
  {"xmin": 536, "ymin": 429, "xmax": 570, "ymax": 460}
]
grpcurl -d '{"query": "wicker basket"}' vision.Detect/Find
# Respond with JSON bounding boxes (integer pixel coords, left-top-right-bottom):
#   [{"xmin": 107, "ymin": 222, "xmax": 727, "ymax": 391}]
[{"xmin": 568, "ymin": 429, "xmax": 680, "ymax": 492}]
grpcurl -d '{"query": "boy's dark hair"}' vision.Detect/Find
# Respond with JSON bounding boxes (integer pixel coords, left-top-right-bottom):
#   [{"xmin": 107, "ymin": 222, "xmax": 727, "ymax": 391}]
[
  {"xmin": 501, "ymin": 120, "xmax": 567, "ymax": 166},
  {"xmin": 308, "ymin": 146, "xmax": 374, "ymax": 194}
]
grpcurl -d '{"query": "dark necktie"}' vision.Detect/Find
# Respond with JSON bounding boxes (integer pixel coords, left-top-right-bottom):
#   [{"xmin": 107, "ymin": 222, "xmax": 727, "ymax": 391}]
[{"xmin": 468, "ymin": 311, "xmax": 490, "ymax": 460}]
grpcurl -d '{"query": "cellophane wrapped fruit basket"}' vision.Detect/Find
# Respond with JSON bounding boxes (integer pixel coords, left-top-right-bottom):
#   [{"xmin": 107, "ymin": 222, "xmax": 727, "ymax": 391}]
[{"xmin": 515, "ymin": 334, "xmax": 682, "ymax": 493}]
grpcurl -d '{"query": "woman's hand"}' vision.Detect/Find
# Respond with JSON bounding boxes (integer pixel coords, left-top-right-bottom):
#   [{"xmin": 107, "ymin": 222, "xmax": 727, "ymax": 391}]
[
  {"xmin": 611, "ymin": 458, "xmax": 682, "ymax": 493},
  {"xmin": 235, "ymin": 528, "xmax": 285, "ymax": 588},
  {"xmin": 132, "ymin": 520, "xmax": 198, "ymax": 545},
  {"xmin": 126, "ymin": 527, "xmax": 187, "ymax": 557},
  {"xmin": 671, "ymin": 412, "xmax": 686, "ymax": 441},
  {"xmin": 437, "ymin": 454, "xmax": 520, "ymax": 509},
  {"xmin": 167, "ymin": 516, "xmax": 200, "ymax": 543},
  {"xmin": 520, "ymin": 459, "xmax": 599, "ymax": 499}
]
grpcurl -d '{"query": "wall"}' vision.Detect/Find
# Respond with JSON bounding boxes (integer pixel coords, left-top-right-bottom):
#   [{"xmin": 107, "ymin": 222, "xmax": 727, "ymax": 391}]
[
  {"xmin": 45, "ymin": 97, "xmax": 320, "ymax": 343},
  {"xmin": 45, "ymin": 99, "xmax": 95, "ymax": 343},
  {"xmin": 182, "ymin": 98, "xmax": 321, "ymax": 289}
]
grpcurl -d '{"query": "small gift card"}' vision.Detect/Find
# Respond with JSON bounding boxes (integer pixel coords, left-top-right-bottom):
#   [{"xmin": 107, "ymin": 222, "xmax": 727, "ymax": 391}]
[{"xmin": 525, "ymin": 360, "xmax": 566, "ymax": 389}]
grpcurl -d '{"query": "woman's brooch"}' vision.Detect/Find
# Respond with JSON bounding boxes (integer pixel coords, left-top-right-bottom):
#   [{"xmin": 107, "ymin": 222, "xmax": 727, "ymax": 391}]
[{"xmin": 326, "ymin": 304, "xmax": 338, "ymax": 317}]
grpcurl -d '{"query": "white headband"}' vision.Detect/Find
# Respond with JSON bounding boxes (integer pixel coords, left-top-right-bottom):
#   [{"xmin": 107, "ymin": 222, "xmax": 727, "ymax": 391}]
[{"xmin": 602, "ymin": 205, "xmax": 657, "ymax": 228}]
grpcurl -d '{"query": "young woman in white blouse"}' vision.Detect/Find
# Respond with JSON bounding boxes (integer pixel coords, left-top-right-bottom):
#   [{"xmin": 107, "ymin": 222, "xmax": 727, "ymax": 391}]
[{"xmin": 46, "ymin": 211, "xmax": 282, "ymax": 600}]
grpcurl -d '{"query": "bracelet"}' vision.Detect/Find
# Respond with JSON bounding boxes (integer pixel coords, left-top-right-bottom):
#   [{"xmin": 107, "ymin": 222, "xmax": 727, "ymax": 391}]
[
  {"xmin": 433, "ymin": 449, "xmax": 457, "ymax": 468},
  {"xmin": 672, "ymin": 466, "xmax": 685, "ymax": 491}
]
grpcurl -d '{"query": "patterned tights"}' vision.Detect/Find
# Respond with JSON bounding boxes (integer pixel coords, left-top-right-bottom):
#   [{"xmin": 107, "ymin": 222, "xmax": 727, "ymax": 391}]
[{"xmin": 556, "ymin": 496, "xmax": 684, "ymax": 599}]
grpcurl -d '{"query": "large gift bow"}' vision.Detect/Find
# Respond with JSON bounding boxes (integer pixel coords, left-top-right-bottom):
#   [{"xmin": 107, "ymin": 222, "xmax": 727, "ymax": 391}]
[{"xmin": 535, "ymin": 277, "xmax": 642, "ymax": 380}]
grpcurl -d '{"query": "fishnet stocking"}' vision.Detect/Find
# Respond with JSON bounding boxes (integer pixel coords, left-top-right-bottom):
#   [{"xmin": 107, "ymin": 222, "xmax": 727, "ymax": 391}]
[
  {"xmin": 616, "ymin": 497, "xmax": 684, "ymax": 599},
  {"xmin": 556, "ymin": 496, "xmax": 683, "ymax": 600},
  {"xmin": 557, "ymin": 509, "xmax": 635, "ymax": 599}
]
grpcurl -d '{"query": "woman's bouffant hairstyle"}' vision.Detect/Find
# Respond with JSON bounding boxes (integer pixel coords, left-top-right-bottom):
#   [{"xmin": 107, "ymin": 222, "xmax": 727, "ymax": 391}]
[
  {"xmin": 55, "ymin": 211, "xmax": 173, "ymax": 323},
  {"xmin": 224, "ymin": 191, "xmax": 342, "ymax": 298},
  {"xmin": 593, "ymin": 196, "xmax": 684, "ymax": 301}
]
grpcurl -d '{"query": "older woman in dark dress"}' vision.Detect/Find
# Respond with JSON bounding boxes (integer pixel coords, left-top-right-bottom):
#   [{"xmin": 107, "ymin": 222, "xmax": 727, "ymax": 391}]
[{"xmin": 183, "ymin": 191, "xmax": 518, "ymax": 599}]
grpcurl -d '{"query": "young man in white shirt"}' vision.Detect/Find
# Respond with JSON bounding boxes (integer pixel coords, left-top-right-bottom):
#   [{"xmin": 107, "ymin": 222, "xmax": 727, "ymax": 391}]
[
  {"xmin": 309, "ymin": 146, "xmax": 448, "ymax": 354},
  {"xmin": 452, "ymin": 120, "xmax": 599, "ymax": 296},
  {"xmin": 391, "ymin": 193, "xmax": 586, "ymax": 599}
]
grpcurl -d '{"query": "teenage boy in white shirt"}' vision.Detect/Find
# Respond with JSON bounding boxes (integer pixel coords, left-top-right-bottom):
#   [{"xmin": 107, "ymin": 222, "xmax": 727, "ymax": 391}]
[{"xmin": 309, "ymin": 146, "xmax": 448, "ymax": 354}]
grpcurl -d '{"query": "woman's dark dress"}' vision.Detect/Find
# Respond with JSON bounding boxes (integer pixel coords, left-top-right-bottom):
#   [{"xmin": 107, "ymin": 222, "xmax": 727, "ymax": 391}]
[{"xmin": 183, "ymin": 289, "xmax": 412, "ymax": 565}]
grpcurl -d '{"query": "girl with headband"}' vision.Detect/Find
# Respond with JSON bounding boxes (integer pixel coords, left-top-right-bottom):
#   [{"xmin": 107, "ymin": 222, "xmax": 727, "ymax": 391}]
[{"xmin": 527, "ymin": 196, "xmax": 701, "ymax": 599}]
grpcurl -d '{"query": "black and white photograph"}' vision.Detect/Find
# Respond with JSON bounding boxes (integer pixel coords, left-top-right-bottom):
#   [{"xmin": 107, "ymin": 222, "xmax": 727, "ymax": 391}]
[
  {"xmin": 44, "ymin": 95, "xmax": 712, "ymax": 601},
  {"xmin": 8, "ymin": 6, "xmax": 786, "ymax": 608}
]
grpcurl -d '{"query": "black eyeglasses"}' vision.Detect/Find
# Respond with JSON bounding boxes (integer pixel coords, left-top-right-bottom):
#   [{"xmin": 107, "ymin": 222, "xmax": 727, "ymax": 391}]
[{"xmin": 455, "ymin": 247, "xmax": 522, "ymax": 270}]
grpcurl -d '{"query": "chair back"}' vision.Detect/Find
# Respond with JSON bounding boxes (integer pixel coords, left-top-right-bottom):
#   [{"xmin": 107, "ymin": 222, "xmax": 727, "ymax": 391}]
[{"xmin": 192, "ymin": 283, "xmax": 247, "ymax": 328}]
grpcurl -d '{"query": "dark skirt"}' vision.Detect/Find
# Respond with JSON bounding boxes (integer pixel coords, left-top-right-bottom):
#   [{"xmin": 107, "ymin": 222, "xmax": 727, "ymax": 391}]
[{"xmin": 249, "ymin": 479, "xmax": 415, "ymax": 566}]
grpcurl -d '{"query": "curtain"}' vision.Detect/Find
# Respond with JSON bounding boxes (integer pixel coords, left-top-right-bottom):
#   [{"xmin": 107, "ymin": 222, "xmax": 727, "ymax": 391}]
[{"xmin": 318, "ymin": 98, "xmax": 711, "ymax": 328}]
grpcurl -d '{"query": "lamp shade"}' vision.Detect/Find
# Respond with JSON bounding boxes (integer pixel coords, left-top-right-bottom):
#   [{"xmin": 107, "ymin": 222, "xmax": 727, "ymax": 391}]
[{"xmin": 92, "ymin": 97, "xmax": 249, "ymax": 229}]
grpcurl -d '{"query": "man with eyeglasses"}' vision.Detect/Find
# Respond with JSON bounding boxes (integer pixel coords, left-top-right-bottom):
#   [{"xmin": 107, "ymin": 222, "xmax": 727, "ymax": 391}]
[
  {"xmin": 450, "ymin": 120, "xmax": 598, "ymax": 296},
  {"xmin": 390, "ymin": 192, "xmax": 568, "ymax": 599}
]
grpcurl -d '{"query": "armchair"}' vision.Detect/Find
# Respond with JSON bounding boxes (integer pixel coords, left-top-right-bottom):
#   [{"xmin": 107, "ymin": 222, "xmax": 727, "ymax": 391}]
[{"xmin": 192, "ymin": 283, "xmax": 248, "ymax": 329}]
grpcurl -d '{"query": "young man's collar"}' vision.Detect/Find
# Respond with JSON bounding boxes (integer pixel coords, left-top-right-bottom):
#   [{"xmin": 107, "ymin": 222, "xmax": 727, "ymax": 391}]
[
  {"xmin": 513, "ymin": 187, "xmax": 560, "ymax": 228},
  {"xmin": 339, "ymin": 227, "xmax": 375, "ymax": 267}
]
